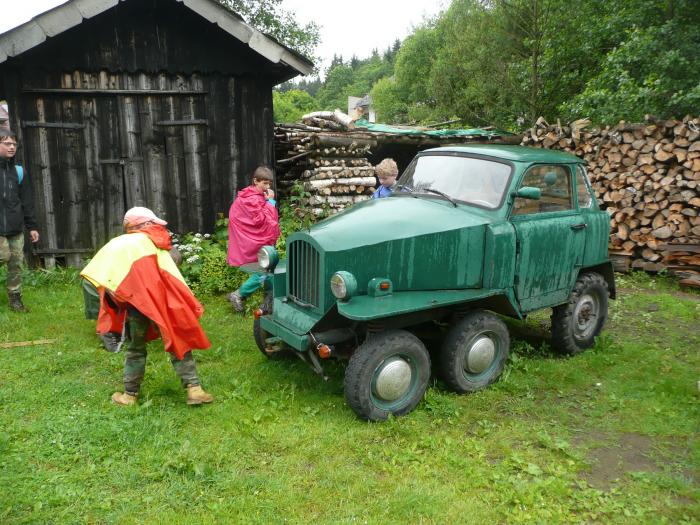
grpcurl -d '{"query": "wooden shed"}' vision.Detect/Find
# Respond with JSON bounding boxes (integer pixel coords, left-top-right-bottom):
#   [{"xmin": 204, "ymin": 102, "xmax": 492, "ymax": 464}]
[{"xmin": 0, "ymin": 0, "xmax": 313, "ymax": 267}]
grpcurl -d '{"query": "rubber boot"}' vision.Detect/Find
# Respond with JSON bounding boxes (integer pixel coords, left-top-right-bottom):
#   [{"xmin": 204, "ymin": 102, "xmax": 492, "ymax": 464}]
[
  {"xmin": 111, "ymin": 392, "xmax": 138, "ymax": 406},
  {"xmin": 186, "ymin": 385, "xmax": 214, "ymax": 405},
  {"xmin": 8, "ymin": 292, "xmax": 28, "ymax": 313},
  {"xmin": 228, "ymin": 290, "xmax": 245, "ymax": 313}
]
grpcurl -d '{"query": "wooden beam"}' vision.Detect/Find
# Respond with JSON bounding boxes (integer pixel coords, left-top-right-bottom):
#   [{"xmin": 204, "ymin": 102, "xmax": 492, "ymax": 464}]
[
  {"xmin": 22, "ymin": 121, "xmax": 85, "ymax": 129},
  {"xmin": 22, "ymin": 88, "xmax": 207, "ymax": 96}
]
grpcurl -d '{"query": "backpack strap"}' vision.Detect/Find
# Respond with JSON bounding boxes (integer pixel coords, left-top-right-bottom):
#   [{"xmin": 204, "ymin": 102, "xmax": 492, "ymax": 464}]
[{"xmin": 15, "ymin": 165, "xmax": 23, "ymax": 184}]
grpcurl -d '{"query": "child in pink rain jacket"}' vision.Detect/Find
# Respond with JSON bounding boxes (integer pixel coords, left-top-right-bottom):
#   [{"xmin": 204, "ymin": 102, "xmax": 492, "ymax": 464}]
[{"xmin": 227, "ymin": 165, "xmax": 280, "ymax": 312}]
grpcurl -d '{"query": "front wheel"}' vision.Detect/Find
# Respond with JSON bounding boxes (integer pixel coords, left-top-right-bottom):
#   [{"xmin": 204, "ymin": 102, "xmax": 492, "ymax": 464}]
[
  {"xmin": 344, "ymin": 330, "xmax": 431, "ymax": 421},
  {"xmin": 253, "ymin": 318, "xmax": 292, "ymax": 360},
  {"xmin": 437, "ymin": 310, "xmax": 510, "ymax": 393},
  {"xmin": 551, "ymin": 272, "xmax": 609, "ymax": 355},
  {"xmin": 252, "ymin": 292, "xmax": 292, "ymax": 360}
]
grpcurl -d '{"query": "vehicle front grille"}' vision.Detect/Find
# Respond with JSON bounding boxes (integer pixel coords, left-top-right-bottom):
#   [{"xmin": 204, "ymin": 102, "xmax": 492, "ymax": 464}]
[{"xmin": 287, "ymin": 239, "xmax": 321, "ymax": 308}]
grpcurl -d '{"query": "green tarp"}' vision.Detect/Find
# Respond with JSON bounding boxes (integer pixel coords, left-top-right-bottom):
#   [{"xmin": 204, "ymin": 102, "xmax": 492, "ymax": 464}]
[{"xmin": 353, "ymin": 118, "xmax": 512, "ymax": 137}]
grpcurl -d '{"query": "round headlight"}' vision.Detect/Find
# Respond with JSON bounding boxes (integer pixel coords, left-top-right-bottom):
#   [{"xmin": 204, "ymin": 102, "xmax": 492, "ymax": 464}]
[
  {"xmin": 257, "ymin": 245, "xmax": 279, "ymax": 270},
  {"xmin": 330, "ymin": 271, "xmax": 357, "ymax": 300}
]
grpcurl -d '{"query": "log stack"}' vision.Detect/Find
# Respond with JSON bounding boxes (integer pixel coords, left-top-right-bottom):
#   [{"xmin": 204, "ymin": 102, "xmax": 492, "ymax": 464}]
[
  {"xmin": 522, "ymin": 115, "xmax": 700, "ymax": 287},
  {"xmin": 275, "ymin": 123, "xmax": 376, "ymax": 215}
]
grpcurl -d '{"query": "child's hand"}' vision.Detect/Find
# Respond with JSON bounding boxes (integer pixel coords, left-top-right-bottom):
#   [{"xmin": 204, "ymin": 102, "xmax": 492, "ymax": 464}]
[{"xmin": 265, "ymin": 189, "xmax": 275, "ymax": 200}]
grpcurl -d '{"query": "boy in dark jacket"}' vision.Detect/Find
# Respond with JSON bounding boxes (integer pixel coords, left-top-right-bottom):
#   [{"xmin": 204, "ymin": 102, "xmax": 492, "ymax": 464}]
[{"xmin": 0, "ymin": 131, "xmax": 39, "ymax": 312}]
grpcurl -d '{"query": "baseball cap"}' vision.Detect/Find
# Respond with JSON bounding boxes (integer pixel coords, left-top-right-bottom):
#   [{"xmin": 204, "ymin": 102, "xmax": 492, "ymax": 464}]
[{"xmin": 123, "ymin": 206, "xmax": 167, "ymax": 227}]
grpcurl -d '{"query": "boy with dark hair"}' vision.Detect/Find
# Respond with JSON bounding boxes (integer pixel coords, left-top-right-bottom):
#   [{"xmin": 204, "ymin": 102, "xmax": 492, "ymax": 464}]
[
  {"xmin": 0, "ymin": 131, "xmax": 39, "ymax": 312},
  {"xmin": 227, "ymin": 165, "xmax": 280, "ymax": 312}
]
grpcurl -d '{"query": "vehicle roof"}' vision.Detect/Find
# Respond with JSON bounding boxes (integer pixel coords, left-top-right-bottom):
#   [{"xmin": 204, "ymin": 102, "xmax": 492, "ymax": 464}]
[{"xmin": 422, "ymin": 144, "xmax": 584, "ymax": 163}]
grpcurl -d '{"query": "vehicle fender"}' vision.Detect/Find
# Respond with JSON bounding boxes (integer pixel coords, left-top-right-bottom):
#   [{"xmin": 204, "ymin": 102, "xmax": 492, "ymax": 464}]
[
  {"xmin": 337, "ymin": 289, "xmax": 516, "ymax": 321},
  {"xmin": 580, "ymin": 262, "xmax": 616, "ymax": 299}
]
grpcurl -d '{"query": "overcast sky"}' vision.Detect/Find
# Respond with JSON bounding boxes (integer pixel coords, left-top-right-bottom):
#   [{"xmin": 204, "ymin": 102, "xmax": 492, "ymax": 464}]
[{"xmin": 0, "ymin": 0, "xmax": 446, "ymax": 76}]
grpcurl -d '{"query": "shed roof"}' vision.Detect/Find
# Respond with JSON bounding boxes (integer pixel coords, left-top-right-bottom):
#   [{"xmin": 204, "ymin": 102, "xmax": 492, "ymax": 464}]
[{"xmin": 0, "ymin": 0, "xmax": 313, "ymax": 76}]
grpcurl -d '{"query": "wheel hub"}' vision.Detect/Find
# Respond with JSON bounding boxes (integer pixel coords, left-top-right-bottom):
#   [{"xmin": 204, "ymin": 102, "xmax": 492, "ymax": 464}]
[
  {"xmin": 374, "ymin": 357, "xmax": 412, "ymax": 401},
  {"xmin": 574, "ymin": 293, "xmax": 599, "ymax": 338},
  {"xmin": 465, "ymin": 336, "xmax": 496, "ymax": 374}
]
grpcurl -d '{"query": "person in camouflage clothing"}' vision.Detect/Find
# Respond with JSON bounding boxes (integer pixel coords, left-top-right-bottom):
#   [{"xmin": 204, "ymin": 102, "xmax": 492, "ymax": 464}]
[
  {"xmin": 0, "ymin": 131, "xmax": 39, "ymax": 312},
  {"xmin": 81, "ymin": 207, "xmax": 213, "ymax": 406}
]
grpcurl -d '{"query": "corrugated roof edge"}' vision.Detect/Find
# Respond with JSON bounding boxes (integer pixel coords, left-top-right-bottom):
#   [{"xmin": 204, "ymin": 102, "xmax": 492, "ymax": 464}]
[{"xmin": 0, "ymin": 0, "xmax": 313, "ymax": 76}]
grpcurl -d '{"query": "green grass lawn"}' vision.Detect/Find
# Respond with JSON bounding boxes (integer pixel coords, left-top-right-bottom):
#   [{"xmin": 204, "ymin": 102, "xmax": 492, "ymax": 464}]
[{"xmin": 0, "ymin": 271, "xmax": 698, "ymax": 524}]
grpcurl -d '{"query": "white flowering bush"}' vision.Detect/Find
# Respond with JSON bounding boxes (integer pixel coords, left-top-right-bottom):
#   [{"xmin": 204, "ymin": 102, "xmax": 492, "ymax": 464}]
[{"xmin": 174, "ymin": 215, "xmax": 247, "ymax": 295}]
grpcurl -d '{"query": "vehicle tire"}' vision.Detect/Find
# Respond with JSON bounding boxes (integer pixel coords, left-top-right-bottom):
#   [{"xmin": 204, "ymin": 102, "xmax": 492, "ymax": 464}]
[
  {"xmin": 551, "ymin": 272, "xmax": 609, "ymax": 355},
  {"xmin": 253, "ymin": 293, "xmax": 292, "ymax": 360},
  {"xmin": 344, "ymin": 330, "xmax": 431, "ymax": 421},
  {"xmin": 437, "ymin": 310, "xmax": 510, "ymax": 393}
]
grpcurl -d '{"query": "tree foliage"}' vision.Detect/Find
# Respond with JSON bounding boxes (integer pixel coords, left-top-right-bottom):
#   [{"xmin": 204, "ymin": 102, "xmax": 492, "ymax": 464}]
[
  {"xmin": 257, "ymin": 0, "xmax": 698, "ymax": 128},
  {"xmin": 272, "ymin": 89, "xmax": 316, "ymax": 123},
  {"xmin": 372, "ymin": 0, "xmax": 700, "ymax": 128},
  {"xmin": 217, "ymin": 0, "xmax": 320, "ymax": 60}
]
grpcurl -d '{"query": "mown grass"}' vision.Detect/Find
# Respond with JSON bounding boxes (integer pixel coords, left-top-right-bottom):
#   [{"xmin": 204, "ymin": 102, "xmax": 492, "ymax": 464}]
[{"xmin": 0, "ymin": 270, "xmax": 698, "ymax": 524}]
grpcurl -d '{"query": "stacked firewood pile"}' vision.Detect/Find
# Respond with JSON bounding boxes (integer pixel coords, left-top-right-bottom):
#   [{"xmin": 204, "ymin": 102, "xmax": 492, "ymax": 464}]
[
  {"xmin": 275, "ymin": 123, "xmax": 376, "ymax": 215},
  {"xmin": 522, "ymin": 115, "xmax": 700, "ymax": 287}
]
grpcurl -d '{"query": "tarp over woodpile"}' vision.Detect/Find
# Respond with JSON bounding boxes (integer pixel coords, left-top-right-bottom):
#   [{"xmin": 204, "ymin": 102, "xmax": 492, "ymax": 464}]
[{"xmin": 352, "ymin": 118, "xmax": 510, "ymax": 138}]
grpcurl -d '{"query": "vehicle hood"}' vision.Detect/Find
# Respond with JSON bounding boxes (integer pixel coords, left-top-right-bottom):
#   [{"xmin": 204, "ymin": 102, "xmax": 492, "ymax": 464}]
[
  {"xmin": 310, "ymin": 196, "xmax": 490, "ymax": 250},
  {"xmin": 296, "ymin": 197, "xmax": 490, "ymax": 293}
]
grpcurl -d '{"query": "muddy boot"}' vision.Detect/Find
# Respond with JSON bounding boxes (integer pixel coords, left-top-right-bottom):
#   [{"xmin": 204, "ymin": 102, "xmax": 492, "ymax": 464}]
[
  {"xmin": 186, "ymin": 385, "xmax": 214, "ymax": 405},
  {"xmin": 228, "ymin": 290, "xmax": 245, "ymax": 313},
  {"xmin": 111, "ymin": 392, "xmax": 138, "ymax": 406},
  {"xmin": 8, "ymin": 292, "xmax": 28, "ymax": 313}
]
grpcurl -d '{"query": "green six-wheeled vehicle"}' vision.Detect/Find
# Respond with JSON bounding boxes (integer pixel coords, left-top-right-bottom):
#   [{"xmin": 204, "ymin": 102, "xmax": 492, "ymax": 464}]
[{"xmin": 253, "ymin": 145, "xmax": 615, "ymax": 421}]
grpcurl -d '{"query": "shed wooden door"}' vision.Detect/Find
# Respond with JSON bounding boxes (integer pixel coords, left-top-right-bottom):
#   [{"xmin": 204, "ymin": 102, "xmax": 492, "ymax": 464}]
[{"xmin": 20, "ymin": 88, "xmax": 211, "ymax": 262}]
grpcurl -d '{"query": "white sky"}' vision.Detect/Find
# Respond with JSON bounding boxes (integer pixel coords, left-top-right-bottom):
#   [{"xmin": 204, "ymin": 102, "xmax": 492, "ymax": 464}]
[{"xmin": 0, "ymin": 0, "xmax": 447, "ymax": 76}]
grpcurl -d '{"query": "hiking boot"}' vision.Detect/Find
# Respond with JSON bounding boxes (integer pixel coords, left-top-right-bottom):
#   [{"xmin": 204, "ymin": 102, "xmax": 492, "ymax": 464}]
[
  {"xmin": 111, "ymin": 392, "xmax": 138, "ymax": 406},
  {"xmin": 186, "ymin": 385, "xmax": 214, "ymax": 405},
  {"xmin": 100, "ymin": 332, "xmax": 122, "ymax": 353},
  {"xmin": 8, "ymin": 292, "xmax": 28, "ymax": 313},
  {"xmin": 228, "ymin": 290, "xmax": 245, "ymax": 313}
]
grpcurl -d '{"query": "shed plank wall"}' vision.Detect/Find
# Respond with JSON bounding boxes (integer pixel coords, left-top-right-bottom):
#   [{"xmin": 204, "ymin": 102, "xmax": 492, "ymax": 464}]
[{"xmin": 7, "ymin": 70, "xmax": 273, "ymax": 258}]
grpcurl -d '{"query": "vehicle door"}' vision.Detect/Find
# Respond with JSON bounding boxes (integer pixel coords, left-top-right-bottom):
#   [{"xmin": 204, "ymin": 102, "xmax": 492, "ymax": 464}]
[
  {"xmin": 510, "ymin": 164, "xmax": 586, "ymax": 312},
  {"xmin": 575, "ymin": 164, "xmax": 609, "ymax": 267}
]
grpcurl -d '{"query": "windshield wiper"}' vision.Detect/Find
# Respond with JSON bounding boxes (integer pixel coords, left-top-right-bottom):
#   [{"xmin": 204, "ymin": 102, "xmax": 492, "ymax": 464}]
[
  {"xmin": 395, "ymin": 184, "xmax": 414, "ymax": 193},
  {"xmin": 422, "ymin": 188, "xmax": 457, "ymax": 207}
]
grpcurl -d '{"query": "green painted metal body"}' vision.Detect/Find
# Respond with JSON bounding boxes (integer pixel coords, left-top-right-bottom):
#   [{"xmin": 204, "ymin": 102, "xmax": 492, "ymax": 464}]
[{"xmin": 261, "ymin": 145, "xmax": 613, "ymax": 352}]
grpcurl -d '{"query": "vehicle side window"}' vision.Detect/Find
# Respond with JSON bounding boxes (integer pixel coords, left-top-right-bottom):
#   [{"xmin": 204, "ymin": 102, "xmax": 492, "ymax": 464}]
[
  {"xmin": 576, "ymin": 165, "xmax": 593, "ymax": 208},
  {"xmin": 512, "ymin": 165, "xmax": 572, "ymax": 215}
]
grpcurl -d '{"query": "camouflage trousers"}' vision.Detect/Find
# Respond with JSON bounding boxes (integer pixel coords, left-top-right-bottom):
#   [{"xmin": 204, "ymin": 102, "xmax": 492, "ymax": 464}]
[
  {"xmin": 0, "ymin": 233, "xmax": 24, "ymax": 293},
  {"xmin": 123, "ymin": 308, "xmax": 200, "ymax": 395}
]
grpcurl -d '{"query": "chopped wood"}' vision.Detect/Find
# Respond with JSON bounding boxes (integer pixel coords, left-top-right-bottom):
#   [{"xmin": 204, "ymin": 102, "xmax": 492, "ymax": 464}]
[{"xmin": 521, "ymin": 114, "xmax": 700, "ymax": 277}]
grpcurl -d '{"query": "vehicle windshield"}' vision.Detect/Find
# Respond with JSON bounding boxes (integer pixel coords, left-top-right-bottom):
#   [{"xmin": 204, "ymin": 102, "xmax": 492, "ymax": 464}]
[{"xmin": 396, "ymin": 154, "xmax": 511, "ymax": 209}]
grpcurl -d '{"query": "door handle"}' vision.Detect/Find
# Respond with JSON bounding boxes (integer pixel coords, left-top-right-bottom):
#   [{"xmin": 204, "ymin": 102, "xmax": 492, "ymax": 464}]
[{"xmin": 570, "ymin": 223, "xmax": 587, "ymax": 231}]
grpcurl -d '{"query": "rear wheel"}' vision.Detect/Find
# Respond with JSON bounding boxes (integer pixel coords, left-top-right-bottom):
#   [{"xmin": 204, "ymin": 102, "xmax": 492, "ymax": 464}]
[
  {"xmin": 344, "ymin": 330, "xmax": 431, "ymax": 421},
  {"xmin": 551, "ymin": 272, "xmax": 608, "ymax": 355},
  {"xmin": 438, "ymin": 310, "xmax": 510, "ymax": 393}
]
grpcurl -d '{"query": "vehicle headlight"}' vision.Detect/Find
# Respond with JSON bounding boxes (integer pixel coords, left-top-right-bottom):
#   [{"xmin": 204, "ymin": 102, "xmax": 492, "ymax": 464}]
[
  {"xmin": 257, "ymin": 245, "xmax": 279, "ymax": 270},
  {"xmin": 330, "ymin": 271, "xmax": 357, "ymax": 300}
]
